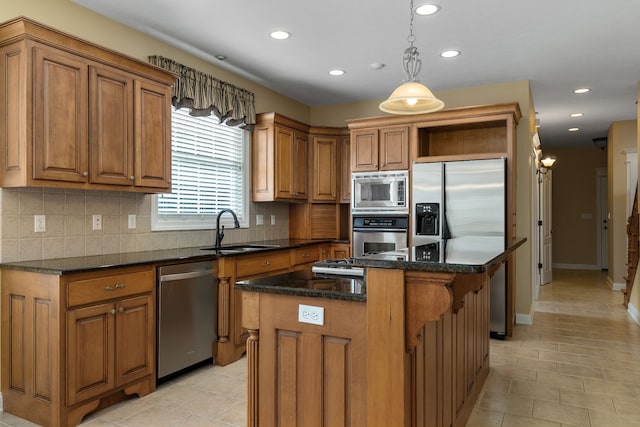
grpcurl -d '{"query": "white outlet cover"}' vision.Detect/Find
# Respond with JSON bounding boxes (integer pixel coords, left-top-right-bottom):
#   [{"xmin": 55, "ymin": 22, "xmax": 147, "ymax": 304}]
[
  {"xmin": 298, "ymin": 304, "xmax": 324, "ymax": 326},
  {"xmin": 128, "ymin": 214, "xmax": 136, "ymax": 229},
  {"xmin": 256, "ymin": 214, "xmax": 264, "ymax": 225}
]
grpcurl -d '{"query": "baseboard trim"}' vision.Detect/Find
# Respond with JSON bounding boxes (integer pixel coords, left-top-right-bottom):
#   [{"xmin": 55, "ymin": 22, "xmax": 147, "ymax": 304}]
[
  {"xmin": 516, "ymin": 308, "xmax": 534, "ymax": 325},
  {"xmin": 606, "ymin": 277, "xmax": 625, "ymax": 291},
  {"xmin": 629, "ymin": 303, "xmax": 640, "ymax": 325},
  {"xmin": 552, "ymin": 263, "xmax": 601, "ymax": 270}
]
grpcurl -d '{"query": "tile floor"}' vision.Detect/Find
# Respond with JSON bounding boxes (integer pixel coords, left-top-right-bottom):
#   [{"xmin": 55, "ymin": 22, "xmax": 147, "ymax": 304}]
[{"xmin": 1, "ymin": 269, "xmax": 638, "ymax": 427}]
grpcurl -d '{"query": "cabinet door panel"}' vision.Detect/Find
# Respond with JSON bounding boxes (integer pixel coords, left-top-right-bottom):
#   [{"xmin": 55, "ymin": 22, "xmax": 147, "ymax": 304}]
[
  {"xmin": 379, "ymin": 126, "xmax": 409, "ymax": 170},
  {"xmin": 311, "ymin": 136, "xmax": 337, "ymax": 202},
  {"xmin": 351, "ymin": 130, "xmax": 378, "ymax": 172},
  {"xmin": 67, "ymin": 303, "xmax": 115, "ymax": 405},
  {"xmin": 33, "ymin": 44, "xmax": 88, "ymax": 182},
  {"xmin": 134, "ymin": 79, "xmax": 171, "ymax": 189},
  {"xmin": 339, "ymin": 136, "xmax": 351, "ymax": 203},
  {"xmin": 274, "ymin": 126, "xmax": 294, "ymax": 199},
  {"xmin": 292, "ymin": 132, "xmax": 308, "ymax": 199},
  {"xmin": 115, "ymin": 295, "xmax": 154, "ymax": 386},
  {"xmin": 89, "ymin": 65, "xmax": 134, "ymax": 186}
]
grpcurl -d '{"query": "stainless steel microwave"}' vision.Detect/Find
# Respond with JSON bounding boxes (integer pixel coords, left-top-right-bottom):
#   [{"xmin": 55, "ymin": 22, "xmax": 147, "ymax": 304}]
[{"xmin": 352, "ymin": 170, "xmax": 409, "ymax": 214}]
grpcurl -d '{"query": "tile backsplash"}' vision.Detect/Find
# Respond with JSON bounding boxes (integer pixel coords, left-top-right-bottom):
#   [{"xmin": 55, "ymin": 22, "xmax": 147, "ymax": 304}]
[{"xmin": 0, "ymin": 188, "xmax": 289, "ymax": 262}]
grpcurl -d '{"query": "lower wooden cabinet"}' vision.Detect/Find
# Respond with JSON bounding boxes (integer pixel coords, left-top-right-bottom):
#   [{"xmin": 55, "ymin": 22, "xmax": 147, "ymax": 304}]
[{"xmin": 1, "ymin": 265, "xmax": 156, "ymax": 427}]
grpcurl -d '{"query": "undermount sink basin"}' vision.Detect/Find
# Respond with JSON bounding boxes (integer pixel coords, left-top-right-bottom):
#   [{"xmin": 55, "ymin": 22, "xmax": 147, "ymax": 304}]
[{"xmin": 201, "ymin": 244, "xmax": 280, "ymax": 253}]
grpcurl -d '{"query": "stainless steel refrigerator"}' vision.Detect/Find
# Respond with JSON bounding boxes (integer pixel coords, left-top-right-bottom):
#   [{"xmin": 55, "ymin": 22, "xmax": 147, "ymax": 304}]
[{"xmin": 412, "ymin": 158, "xmax": 508, "ymax": 337}]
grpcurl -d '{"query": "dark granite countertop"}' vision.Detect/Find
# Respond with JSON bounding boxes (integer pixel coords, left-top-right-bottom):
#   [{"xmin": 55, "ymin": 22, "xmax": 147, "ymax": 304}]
[
  {"xmin": 0, "ymin": 239, "xmax": 338, "ymax": 275},
  {"xmin": 352, "ymin": 236, "xmax": 526, "ymax": 273},
  {"xmin": 235, "ymin": 269, "xmax": 366, "ymax": 302}
]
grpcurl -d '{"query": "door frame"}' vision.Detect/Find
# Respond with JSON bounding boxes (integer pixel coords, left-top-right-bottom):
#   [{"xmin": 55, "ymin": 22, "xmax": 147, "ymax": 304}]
[{"xmin": 596, "ymin": 168, "xmax": 608, "ymax": 270}]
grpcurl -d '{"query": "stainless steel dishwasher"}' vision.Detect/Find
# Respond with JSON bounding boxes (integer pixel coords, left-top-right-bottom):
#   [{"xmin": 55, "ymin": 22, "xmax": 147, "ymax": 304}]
[{"xmin": 157, "ymin": 261, "xmax": 217, "ymax": 381}]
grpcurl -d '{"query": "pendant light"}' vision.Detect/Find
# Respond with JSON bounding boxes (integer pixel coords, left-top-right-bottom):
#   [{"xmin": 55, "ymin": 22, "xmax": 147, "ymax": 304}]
[{"xmin": 379, "ymin": 0, "xmax": 445, "ymax": 115}]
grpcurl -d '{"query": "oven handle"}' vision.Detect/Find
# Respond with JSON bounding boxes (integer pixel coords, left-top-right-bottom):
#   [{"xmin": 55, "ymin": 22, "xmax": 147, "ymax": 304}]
[{"xmin": 353, "ymin": 228, "xmax": 407, "ymax": 233}]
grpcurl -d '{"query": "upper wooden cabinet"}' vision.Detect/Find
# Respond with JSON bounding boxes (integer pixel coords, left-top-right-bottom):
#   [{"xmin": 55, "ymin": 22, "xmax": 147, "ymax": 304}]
[
  {"xmin": 339, "ymin": 135, "xmax": 351, "ymax": 203},
  {"xmin": 0, "ymin": 17, "xmax": 175, "ymax": 193},
  {"xmin": 308, "ymin": 127, "xmax": 350, "ymax": 203},
  {"xmin": 252, "ymin": 113, "xmax": 309, "ymax": 202},
  {"xmin": 350, "ymin": 125, "xmax": 409, "ymax": 172}
]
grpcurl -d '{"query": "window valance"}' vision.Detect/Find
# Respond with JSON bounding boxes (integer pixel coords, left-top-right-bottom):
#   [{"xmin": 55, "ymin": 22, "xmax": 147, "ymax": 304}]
[{"xmin": 149, "ymin": 55, "xmax": 256, "ymax": 129}]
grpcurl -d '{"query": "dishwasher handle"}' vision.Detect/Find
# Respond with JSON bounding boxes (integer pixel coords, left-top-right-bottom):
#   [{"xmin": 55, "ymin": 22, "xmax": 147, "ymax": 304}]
[{"xmin": 159, "ymin": 269, "xmax": 215, "ymax": 282}]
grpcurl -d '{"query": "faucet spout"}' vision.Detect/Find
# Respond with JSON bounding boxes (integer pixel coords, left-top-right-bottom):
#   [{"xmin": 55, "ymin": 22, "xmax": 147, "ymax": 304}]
[{"xmin": 215, "ymin": 209, "xmax": 240, "ymax": 248}]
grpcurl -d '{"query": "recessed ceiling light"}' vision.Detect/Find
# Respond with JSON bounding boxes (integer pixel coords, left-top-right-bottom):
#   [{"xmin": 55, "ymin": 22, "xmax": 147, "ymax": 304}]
[
  {"xmin": 270, "ymin": 30, "xmax": 291, "ymax": 40},
  {"xmin": 415, "ymin": 4, "xmax": 440, "ymax": 15},
  {"xmin": 215, "ymin": 55, "xmax": 227, "ymax": 61},
  {"xmin": 573, "ymin": 88, "xmax": 590, "ymax": 94},
  {"xmin": 370, "ymin": 63, "xmax": 386, "ymax": 70},
  {"xmin": 570, "ymin": 113, "xmax": 583, "ymax": 118},
  {"xmin": 328, "ymin": 69, "xmax": 345, "ymax": 76},
  {"xmin": 440, "ymin": 50, "xmax": 461, "ymax": 58},
  {"xmin": 568, "ymin": 127, "xmax": 580, "ymax": 132}
]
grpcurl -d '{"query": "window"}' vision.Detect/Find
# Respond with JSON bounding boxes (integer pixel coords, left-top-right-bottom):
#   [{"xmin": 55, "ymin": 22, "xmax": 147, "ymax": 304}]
[{"xmin": 152, "ymin": 108, "xmax": 250, "ymax": 231}]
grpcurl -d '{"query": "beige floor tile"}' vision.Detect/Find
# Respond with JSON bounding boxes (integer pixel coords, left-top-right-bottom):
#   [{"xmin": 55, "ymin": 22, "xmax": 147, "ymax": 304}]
[
  {"xmin": 114, "ymin": 406, "xmax": 193, "ymax": 427},
  {"xmin": 516, "ymin": 357, "xmax": 561, "ymax": 373},
  {"xmin": 465, "ymin": 408, "xmax": 504, "ymax": 427},
  {"xmin": 559, "ymin": 362, "xmax": 606, "ymax": 379},
  {"xmin": 559, "ymin": 389, "xmax": 615, "ymax": 412},
  {"xmin": 479, "ymin": 391, "xmax": 534, "ymax": 417},
  {"xmin": 583, "ymin": 377, "xmax": 638, "ymax": 398},
  {"xmin": 501, "ymin": 413, "xmax": 562, "ymax": 427},
  {"xmin": 535, "ymin": 371, "xmax": 584, "ymax": 391},
  {"xmin": 532, "ymin": 400, "xmax": 590, "ymax": 426},
  {"xmin": 509, "ymin": 380, "xmax": 560, "ymax": 402},
  {"xmin": 612, "ymin": 395, "xmax": 640, "ymax": 416},
  {"xmin": 590, "ymin": 409, "xmax": 640, "ymax": 427}
]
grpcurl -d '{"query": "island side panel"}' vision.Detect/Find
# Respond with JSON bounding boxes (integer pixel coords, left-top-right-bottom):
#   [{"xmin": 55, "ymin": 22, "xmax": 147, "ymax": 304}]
[{"xmin": 256, "ymin": 293, "xmax": 366, "ymax": 427}]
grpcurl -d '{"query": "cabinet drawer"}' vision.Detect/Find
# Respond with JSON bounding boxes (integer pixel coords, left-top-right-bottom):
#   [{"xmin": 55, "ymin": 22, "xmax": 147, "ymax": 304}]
[
  {"xmin": 292, "ymin": 246, "xmax": 321, "ymax": 266},
  {"xmin": 236, "ymin": 251, "xmax": 290, "ymax": 279},
  {"xmin": 66, "ymin": 268, "xmax": 155, "ymax": 307}
]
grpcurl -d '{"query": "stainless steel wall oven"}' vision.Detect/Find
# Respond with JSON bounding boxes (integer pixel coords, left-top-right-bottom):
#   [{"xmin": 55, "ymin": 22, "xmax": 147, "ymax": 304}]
[{"xmin": 352, "ymin": 215, "xmax": 409, "ymax": 257}]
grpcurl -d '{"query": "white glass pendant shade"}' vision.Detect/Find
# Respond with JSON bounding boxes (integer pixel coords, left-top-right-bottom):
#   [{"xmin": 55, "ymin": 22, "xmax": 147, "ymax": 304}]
[{"xmin": 379, "ymin": 81, "xmax": 445, "ymax": 114}]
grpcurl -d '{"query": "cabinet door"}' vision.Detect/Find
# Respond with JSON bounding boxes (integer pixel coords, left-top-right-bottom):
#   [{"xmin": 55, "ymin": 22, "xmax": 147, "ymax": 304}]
[
  {"xmin": 89, "ymin": 65, "xmax": 135, "ymax": 186},
  {"xmin": 274, "ymin": 126, "xmax": 294, "ymax": 199},
  {"xmin": 351, "ymin": 129, "xmax": 378, "ymax": 172},
  {"xmin": 339, "ymin": 136, "xmax": 351, "ymax": 203},
  {"xmin": 33, "ymin": 44, "xmax": 88, "ymax": 183},
  {"xmin": 134, "ymin": 79, "xmax": 172, "ymax": 190},
  {"xmin": 379, "ymin": 126, "xmax": 409, "ymax": 170},
  {"xmin": 292, "ymin": 131, "xmax": 308, "ymax": 200},
  {"xmin": 67, "ymin": 302, "xmax": 115, "ymax": 405},
  {"xmin": 311, "ymin": 136, "xmax": 337, "ymax": 202},
  {"xmin": 115, "ymin": 294, "xmax": 154, "ymax": 387}
]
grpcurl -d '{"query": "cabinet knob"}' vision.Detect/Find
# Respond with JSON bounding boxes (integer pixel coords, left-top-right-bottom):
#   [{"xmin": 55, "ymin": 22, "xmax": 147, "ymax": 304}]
[
  {"xmin": 118, "ymin": 307, "xmax": 124, "ymax": 313},
  {"xmin": 109, "ymin": 309, "xmax": 116, "ymax": 315},
  {"xmin": 115, "ymin": 283, "xmax": 126, "ymax": 289},
  {"xmin": 129, "ymin": 176, "xmax": 135, "ymax": 181},
  {"xmin": 82, "ymin": 171, "xmax": 89, "ymax": 177},
  {"xmin": 302, "ymin": 253, "xmax": 310, "ymax": 258},
  {"xmin": 262, "ymin": 261, "xmax": 271, "ymax": 266},
  {"xmin": 104, "ymin": 286, "xmax": 114, "ymax": 291}
]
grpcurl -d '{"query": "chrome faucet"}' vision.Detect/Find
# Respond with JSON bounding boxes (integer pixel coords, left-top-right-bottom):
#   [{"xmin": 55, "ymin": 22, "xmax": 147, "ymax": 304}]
[{"xmin": 215, "ymin": 209, "xmax": 240, "ymax": 248}]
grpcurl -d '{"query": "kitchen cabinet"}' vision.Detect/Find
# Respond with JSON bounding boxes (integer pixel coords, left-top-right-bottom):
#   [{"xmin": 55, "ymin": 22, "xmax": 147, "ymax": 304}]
[
  {"xmin": 330, "ymin": 242, "xmax": 351, "ymax": 259},
  {"xmin": 309, "ymin": 134, "xmax": 338, "ymax": 202},
  {"xmin": 339, "ymin": 135, "xmax": 351, "ymax": 203},
  {"xmin": 350, "ymin": 125, "xmax": 409, "ymax": 172},
  {"xmin": 215, "ymin": 243, "xmax": 333, "ymax": 366},
  {"xmin": 252, "ymin": 113, "xmax": 309, "ymax": 202},
  {"xmin": 0, "ymin": 17, "xmax": 174, "ymax": 193},
  {"xmin": 1, "ymin": 265, "xmax": 156, "ymax": 427},
  {"xmin": 289, "ymin": 203, "xmax": 341, "ymax": 239}
]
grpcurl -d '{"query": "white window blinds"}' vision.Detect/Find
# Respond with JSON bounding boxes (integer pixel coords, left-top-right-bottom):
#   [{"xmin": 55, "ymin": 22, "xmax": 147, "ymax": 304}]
[{"xmin": 152, "ymin": 108, "xmax": 249, "ymax": 231}]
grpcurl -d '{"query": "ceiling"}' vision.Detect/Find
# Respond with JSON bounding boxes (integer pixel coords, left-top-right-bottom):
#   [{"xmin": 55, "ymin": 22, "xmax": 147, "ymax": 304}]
[{"xmin": 73, "ymin": 0, "xmax": 640, "ymax": 148}]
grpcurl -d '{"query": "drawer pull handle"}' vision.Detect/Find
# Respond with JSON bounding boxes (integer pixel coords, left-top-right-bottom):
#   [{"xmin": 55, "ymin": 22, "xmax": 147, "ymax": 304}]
[
  {"xmin": 109, "ymin": 309, "xmax": 116, "ymax": 315},
  {"xmin": 302, "ymin": 253, "xmax": 310, "ymax": 258},
  {"xmin": 118, "ymin": 307, "xmax": 124, "ymax": 313},
  {"xmin": 115, "ymin": 283, "xmax": 126, "ymax": 289},
  {"xmin": 104, "ymin": 286, "xmax": 114, "ymax": 291},
  {"xmin": 262, "ymin": 261, "xmax": 271, "ymax": 266}
]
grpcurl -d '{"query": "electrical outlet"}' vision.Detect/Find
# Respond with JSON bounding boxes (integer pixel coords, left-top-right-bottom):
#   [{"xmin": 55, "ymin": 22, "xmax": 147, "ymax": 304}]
[
  {"xmin": 256, "ymin": 214, "xmax": 264, "ymax": 225},
  {"xmin": 92, "ymin": 214, "xmax": 102, "ymax": 231},
  {"xmin": 34, "ymin": 215, "xmax": 46, "ymax": 233},
  {"xmin": 128, "ymin": 214, "xmax": 136, "ymax": 229},
  {"xmin": 298, "ymin": 304, "xmax": 324, "ymax": 326},
  {"xmin": 271, "ymin": 215, "xmax": 276, "ymax": 225}
]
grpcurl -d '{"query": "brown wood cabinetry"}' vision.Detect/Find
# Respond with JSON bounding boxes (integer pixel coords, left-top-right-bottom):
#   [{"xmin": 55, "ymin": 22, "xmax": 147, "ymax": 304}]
[
  {"xmin": 309, "ymin": 134, "xmax": 338, "ymax": 202},
  {"xmin": 289, "ymin": 203, "xmax": 340, "ymax": 239},
  {"xmin": 215, "ymin": 243, "xmax": 333, "ymax": 366},
  {"xmin": 252, "ymin": 113, "xmax": 309, "ymax": 202},
  {"xmin": 330, "ymin": 242, "xmax": 351, "ymax": 259},
  {"xmin": 1, "ymin": 265, "xmax": 156, "ymax": 427},
  {"xmin": 350, "ymin": 125, "xmax": 409, "ymax": 172},
  {"xmin": 339, "ymin": 135, "xmax": 351, "ymax": 203},
  {"xmin": 0, "ymin": 18, "xmax": 174, "ymax": 193}
]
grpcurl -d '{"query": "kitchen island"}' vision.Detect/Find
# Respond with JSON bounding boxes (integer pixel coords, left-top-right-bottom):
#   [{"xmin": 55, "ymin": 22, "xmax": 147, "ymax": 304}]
[{"xmin": 236, "ymin": 236, "xmax": 525, "ymax": 427}]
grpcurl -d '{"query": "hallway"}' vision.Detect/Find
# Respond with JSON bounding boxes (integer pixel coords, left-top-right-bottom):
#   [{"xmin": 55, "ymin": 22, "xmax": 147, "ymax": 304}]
[
  {"xmin": 468, "ymin": 269, "xmax": 640, "ymax": 427},
  {"xmin": 0, "ymin": 270, "xmax": 638, "ymax": 427}
]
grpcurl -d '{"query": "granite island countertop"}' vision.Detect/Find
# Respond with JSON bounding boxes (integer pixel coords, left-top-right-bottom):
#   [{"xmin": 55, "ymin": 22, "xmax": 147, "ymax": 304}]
[{"xmin": 0, "ymin": 238, "xmax": 341, "ymax": 275}]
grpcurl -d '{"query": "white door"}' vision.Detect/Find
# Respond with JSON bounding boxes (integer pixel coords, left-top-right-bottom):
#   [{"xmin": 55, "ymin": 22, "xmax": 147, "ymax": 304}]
[{"xmin": 540, "ymin": 171, "xmax": 553, "ymax": 285}]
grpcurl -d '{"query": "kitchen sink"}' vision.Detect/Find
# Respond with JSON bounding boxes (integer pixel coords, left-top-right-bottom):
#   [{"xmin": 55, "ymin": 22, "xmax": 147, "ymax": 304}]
[{"xmin": 201, "ymin": 244, "xmax": 281, "ymax": 253}]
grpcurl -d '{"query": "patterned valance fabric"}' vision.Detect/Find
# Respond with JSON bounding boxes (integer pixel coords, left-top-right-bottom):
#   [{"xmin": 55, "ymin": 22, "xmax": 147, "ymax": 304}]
[{"xmin": 149, "ymin": 55, "xmax": 256, "ymax": 129}]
